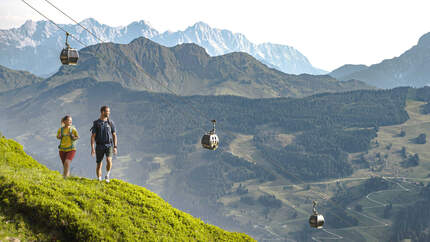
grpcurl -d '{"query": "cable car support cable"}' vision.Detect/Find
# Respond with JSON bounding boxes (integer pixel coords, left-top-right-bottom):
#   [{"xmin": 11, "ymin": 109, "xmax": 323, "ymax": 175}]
[
  {"xmin": 42, "ymin": 0, "xmax": 217, "ymax": 149},
  {"xmin": 21, "ymin": 0, "xmax": 87, "ymax": 47},
  {"xmin": 41, "ymin": 0, "xmax": 213, "ymax": 127},
  {"xmin": 21, "ymin": 1, "xmax": 421, "ymax": 240},
  {"xmin": 22, "ymin": 0, "xmax": 217, "ymax": 150}
]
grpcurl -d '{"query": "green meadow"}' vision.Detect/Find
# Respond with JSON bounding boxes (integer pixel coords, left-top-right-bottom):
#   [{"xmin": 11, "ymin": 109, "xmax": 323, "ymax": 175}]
[{"xmin": 0, "ymin": 137, "xmax": 254, "ymax": 241}]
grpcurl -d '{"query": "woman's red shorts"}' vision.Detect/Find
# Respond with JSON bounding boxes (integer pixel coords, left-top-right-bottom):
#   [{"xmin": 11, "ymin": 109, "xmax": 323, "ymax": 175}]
[{"xmin": 59, "ymin": 150, "xmax": 76, "ymax": 163}]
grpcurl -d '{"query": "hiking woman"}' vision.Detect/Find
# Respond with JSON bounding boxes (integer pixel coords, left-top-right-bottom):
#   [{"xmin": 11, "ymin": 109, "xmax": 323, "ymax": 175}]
[{"xmin": 57, "ymin": 115, "xmax": 79, "ymax": 178}]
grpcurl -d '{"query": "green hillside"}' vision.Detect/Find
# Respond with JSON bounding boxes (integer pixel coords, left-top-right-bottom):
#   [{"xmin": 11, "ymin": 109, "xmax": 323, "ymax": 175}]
[
  {"xmin": 0, "ymin": 65, "xmax": 43, "ymax": 92},
  {"xmin": 0, "ymin": 137, "xmax": 254, "ymax": 241}
]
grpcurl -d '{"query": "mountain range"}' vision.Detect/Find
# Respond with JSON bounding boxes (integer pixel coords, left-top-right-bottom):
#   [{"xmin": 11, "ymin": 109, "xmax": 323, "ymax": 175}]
[
  {"xmin": 0, "ymin": 18, "xmax": 325, "ymax": 77},
  {"xmin": 37, "ymin": 37, "xmax": 369, "ymax": 99},
  {"xmin": 330, "ymin": 32, "xmax": 430, "ymax": 88},
  {"xmin": 152, "ymin": 22, "xmax": 326, "ymax": 75}
]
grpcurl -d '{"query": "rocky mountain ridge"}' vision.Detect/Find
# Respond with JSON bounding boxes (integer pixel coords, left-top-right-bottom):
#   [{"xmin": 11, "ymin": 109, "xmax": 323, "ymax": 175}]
[{"xmin": 0, "ymin": 18, "xmax": 325, "ymax": 76}]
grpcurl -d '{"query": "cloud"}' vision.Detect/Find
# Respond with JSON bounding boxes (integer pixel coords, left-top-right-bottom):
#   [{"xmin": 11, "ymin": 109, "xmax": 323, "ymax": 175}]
[{"xmin": 0, "ymin": 16, "xmax": 30, "ymax": 29}]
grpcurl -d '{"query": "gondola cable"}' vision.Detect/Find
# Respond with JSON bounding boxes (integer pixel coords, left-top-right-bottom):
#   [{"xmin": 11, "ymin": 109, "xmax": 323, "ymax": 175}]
[
  {"xmin": 21, "ymin": 1, "xmax": 419, "ymax": 240},
  {"xmin": 260, "ymin": 139, "xmax": 422, "ymax": 240},
  {"xmin": 21, "ymin": 0, "xmax": 87, "ymax": 47},
  {"xmin": 43, "ymin": 0, "xmax": 104, "ymax": 43},
  {"xmin": 41, "ymin": 0, "xmax": 214, "ymax": 127},
  {"xmin": 22, "ymin": 0, "xmax": 218, "ymax": 150},
  {"xmin": 20, "ymin": 1, "xmax": 365, "ymax": 237},
  {"xmin": 255, "ymin": 135, "xmax": 398, "ymax": 240},
  {"xmin": 44, "ymin": 0, "xmax": 218, "ymax": 150}
]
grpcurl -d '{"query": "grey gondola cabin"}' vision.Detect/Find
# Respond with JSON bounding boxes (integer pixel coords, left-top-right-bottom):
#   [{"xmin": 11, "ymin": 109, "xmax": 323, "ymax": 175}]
[
  {"xmin": 309, "ymin": 201, "xmax": 325, "ymax": 229},
  {"xmin": 60, "ymin": 32, "xmax": 79, "ymax": 65},
  {"xmin": 201, "ymin": 120, "xmax": 219, "ymax": 150}
]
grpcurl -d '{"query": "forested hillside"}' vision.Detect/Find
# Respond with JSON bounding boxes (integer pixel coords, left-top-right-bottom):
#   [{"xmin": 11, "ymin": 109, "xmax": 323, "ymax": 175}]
[{"xmin": 391, "ymin": 184, "xmax": 430, "ymax": 241}]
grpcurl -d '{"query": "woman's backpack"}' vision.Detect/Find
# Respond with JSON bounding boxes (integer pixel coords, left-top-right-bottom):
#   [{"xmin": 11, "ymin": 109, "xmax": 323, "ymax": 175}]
[{"xmin": 58, "ymin": 126, "xmax": 75, "ymax": 149}]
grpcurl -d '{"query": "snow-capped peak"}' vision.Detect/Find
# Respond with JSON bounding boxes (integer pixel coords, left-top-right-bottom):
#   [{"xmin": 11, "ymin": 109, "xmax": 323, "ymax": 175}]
[
  {"xmin": 192, "ymin": 21, "xmax": 211, "ymax": 29},
  {"xmin": 79, "ymin": 18, "xmax": 101, "ymax": 26},
  {"xmin": 0, "ymin": 18, "xmax": 326, "ymax": 76}
]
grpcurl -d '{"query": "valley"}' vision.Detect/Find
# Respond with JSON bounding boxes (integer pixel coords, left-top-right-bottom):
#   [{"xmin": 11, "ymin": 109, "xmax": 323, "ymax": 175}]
[
  {"xmin": 213, "ymin": 99, "xmax": 430, "ymax": 240},
  {"xmin": 3, "ymin": 84, "xmax": 424, "ymax": 240}
]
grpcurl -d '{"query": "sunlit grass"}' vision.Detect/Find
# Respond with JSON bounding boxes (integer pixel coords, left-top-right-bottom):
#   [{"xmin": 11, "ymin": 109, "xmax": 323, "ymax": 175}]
[{"xmin": 0, "ymin": 137, "xmax": 254, "ymax": 241}]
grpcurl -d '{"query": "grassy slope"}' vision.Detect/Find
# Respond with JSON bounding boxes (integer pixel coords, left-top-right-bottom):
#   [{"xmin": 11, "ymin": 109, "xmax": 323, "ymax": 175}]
[
  {"xmin": 373, "ymin": 100, "xmax": 430, "ymax": 177},
  {"xmin": 0, "ymin": 137, "xmax": 254, "ymax": 241},
  {"xmin": 0, "ymin": 205, "xmax": 63, "ymax": 241}
]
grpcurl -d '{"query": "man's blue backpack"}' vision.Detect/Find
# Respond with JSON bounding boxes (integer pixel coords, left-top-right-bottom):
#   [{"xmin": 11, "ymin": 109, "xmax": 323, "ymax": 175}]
[{"xmin": 91, "ymin": 119, "xmax": 114, "ymax": 148}]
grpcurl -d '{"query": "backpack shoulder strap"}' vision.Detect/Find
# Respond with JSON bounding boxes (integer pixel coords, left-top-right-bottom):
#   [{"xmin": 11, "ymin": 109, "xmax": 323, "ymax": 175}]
[
  {"xmin": 90, "ymin": 120, "xmax": 99, "ymax": 132},
  {"xmin": 63, "ymin": 127, "xmax": 72, "ymax": 136},
  {"xmin": 69, "ymin": 126, "xmax": 75, "ymax": 148},
  {"xmin": 58, "ymin": 128, "xmax": 62, "ymax": 149},
  {"xmin": 107, "ymin": 119, "xmax": 112, "ymax": 129}
]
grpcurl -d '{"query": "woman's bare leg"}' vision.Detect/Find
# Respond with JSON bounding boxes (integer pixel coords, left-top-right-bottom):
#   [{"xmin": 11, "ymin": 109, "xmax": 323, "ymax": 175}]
[{"xmin": 63, "ymin": 159, "xmax": 72, "ymax": 177}]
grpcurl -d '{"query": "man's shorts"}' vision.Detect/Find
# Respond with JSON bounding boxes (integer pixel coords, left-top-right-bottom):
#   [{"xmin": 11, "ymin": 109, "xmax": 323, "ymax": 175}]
[{"xmin": 96, "ymin": 146, "xmax": 113, "ymax": 163}]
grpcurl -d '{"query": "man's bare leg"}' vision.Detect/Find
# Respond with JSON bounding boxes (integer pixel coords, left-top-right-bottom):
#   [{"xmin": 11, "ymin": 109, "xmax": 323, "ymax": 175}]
[
  {"xmin": 96, "ymin": 162, "xmax": 103, "ymax": 181},
  {"xmin": 105, "ymin": 156, "xmax": 112, "ymax": 182}
]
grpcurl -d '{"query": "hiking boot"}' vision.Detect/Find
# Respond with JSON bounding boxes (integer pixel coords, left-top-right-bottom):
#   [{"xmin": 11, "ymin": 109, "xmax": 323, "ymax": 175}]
[{"xmin": 105, "ymin": 175, "xmax": 110, "ymax": 183}]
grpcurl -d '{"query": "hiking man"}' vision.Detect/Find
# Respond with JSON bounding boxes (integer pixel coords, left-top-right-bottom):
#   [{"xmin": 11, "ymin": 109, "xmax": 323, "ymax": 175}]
[{"xmin": 91, "ymin": 106, "xmax": 117, "ymax": 182}]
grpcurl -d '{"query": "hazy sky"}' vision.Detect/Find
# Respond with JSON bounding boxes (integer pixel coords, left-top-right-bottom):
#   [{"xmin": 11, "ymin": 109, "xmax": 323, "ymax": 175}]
[{"xmin": 1, "ymin": 0, "xmax": 430, "ymax": 71}]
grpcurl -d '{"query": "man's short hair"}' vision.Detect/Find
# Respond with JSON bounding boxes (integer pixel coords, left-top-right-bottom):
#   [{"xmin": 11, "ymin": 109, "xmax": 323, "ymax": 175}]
[{"xmin": 100, "ymin": 106, "xmax": 109, "ymax": 113}]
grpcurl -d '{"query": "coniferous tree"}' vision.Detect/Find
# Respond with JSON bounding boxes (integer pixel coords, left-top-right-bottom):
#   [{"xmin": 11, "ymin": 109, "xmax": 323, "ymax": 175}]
[
  {"xmin": 415, "ymin": 133, "xmax": 426, "ymax": 144},
  {"xmin": 400, "ymin": 147, "xmax": 407, "ymax": 158}
]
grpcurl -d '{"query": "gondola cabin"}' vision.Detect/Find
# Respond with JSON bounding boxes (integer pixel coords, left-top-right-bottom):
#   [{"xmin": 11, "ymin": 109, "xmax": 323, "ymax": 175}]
[
  {"xmin": 309, "ymin": 213, "xmax": 325, "ymax": 229},
  {"xmin": 60, "ymin": 47, "xmax": 79, "ymax": 65},
  {"xmin": 309, "ymin": 201, "xmax": 325, "ymax": 229},
  {"xmin": 60, "ymin": 32, "xmax": 79, "ymax": 65},
  {"xmin": 201, "ymin": 132, "xmax": 219, "ymax": 150},
  {"xmin": 201, "ymin": 120, "xmax": 219, "ymax": 150}
]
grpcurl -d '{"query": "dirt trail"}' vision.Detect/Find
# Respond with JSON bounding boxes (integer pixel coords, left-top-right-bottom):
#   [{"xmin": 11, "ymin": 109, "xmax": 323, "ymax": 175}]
[
  {"xmin": 228, "ymin": 134, "xmax": 257, "ymax": 164},
  {"xmin": 146, "ymin": 155, "xmax": 173, "ymax": 191}
]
